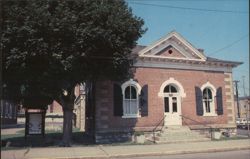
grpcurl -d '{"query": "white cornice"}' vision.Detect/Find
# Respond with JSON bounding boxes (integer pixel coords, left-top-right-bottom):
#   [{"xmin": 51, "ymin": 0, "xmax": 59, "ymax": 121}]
[
  {"xmin": 140, "ymin": 55, "xmax": 205, "ymax": 62},
  {"xmin": 133, "ymin": 59, "xmax": 233, "ymax": 73}
]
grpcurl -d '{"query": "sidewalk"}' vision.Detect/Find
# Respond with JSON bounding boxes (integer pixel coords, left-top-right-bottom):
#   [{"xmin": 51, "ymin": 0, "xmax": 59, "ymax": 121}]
[{"xmin": 1, "ymin": 139, "xmax": 250, "ymax": 159}]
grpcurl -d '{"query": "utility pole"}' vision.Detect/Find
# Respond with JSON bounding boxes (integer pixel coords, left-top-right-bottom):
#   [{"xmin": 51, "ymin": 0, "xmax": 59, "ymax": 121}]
[
  {"xmin": 242, "ymin": 76, "xmax": 246, "ymax": 96},
  {"xmin": 247, "ymin": 99, "xmax": 250, "ymax": 137},
  {"xmin": 234, "ymin": 80, "xmax": 240, "ymax": 118}
]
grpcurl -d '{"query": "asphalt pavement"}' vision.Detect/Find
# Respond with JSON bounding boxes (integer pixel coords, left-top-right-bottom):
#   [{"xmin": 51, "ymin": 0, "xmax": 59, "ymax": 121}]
[
  {"xmin": 1, "ymin": 139, "xmax": 250, "ymax": 159},
  {"xmin": 119, "ymin": 150, "xmax": 250, "ymax": 159}
]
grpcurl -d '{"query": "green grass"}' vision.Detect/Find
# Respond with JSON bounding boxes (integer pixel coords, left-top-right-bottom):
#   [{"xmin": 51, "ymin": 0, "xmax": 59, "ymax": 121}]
[
  {"xmin": 1, "ymin": 133, "xmax": 24, "ymax": 140},
  {"xmin": 105, "ymin": 140, "xmax": 154, "ymax": 146}
]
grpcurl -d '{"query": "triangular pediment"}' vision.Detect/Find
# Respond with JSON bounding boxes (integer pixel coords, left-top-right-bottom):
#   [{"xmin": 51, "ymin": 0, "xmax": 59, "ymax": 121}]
[
  {"xmin": 138, "ymin": 31, "xmax": 207, "ymax": 61},
  {"xmin": 155, "ymin": 45, "xmax": 186, "ymax": 58}
]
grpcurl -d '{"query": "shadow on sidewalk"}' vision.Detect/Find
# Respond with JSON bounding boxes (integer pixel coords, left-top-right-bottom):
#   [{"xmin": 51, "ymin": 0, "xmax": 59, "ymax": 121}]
[
  {"xmin": 1, "ymin": 132, "xmax": 95, "ymax": 149},
  {"xmin": 1, "ymin": 124, "xmax": 25, "ymax": 129}
]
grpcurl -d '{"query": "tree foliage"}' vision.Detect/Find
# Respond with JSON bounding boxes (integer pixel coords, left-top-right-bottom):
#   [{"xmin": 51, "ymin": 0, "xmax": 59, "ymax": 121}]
[
  {"xmin": 2, "ymin": 0, "xmax": 146, "ymax": 146},
  {"xmin": 2, "ymin": 0, "xmax": 146, "ymax": 108}
]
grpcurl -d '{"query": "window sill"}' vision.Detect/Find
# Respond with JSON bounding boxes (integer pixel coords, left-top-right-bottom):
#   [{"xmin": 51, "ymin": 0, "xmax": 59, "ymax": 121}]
[
  {"xmin": 122, "ymin": 115, "xmax": 141, "ymax": 118},
  {"xmin": 203, "ymin": 113, "xmax": 218, "ymax": 117}
]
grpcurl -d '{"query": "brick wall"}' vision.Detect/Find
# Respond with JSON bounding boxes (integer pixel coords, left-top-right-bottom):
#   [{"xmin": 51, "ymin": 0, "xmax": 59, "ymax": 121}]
[{"xmin": 95, "ymin": 67, "xmax": 230, "ymax": 132}]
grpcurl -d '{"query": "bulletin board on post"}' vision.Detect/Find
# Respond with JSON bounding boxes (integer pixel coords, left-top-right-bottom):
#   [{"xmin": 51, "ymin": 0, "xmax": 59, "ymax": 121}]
[{"xmin": 25, "ymin": 109, "xmax": 45, "ymax": 139}]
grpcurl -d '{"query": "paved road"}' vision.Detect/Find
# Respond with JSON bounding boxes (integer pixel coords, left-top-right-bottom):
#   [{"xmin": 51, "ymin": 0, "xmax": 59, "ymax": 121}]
[{"xmin": 118, "ymin": 150, "xmax": 250, "ymax": 159}]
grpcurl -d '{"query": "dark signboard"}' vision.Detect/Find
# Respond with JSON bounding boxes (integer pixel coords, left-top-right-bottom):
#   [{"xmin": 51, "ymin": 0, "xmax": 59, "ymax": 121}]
[{"xmin": 25, "ymin": 110, "xmax": 45, "ymax": 138}]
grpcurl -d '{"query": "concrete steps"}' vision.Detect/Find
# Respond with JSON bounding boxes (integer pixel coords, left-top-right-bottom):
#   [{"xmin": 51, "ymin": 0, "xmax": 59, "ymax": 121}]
[{"xmin": 152, "ymin": 126, "xmax": 210, "ymax": 144}]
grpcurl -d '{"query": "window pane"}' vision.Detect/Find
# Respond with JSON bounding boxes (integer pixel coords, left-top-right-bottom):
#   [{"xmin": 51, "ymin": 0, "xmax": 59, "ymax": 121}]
[
  {"xmin": 170, "ymin": 86, "xmax": 177, "ymax": 93},
  {"xmin": 130, "ymin": 86, "xmax": 137, "ymax": 99},
  {"xmin": 203, "ymin": 88, "xmax": 212, "ymax": 99},
  {"xmin": 164, "ymin": 85, "xmax": 177, "ymax": 93},
  {"xmin": 205, "ymin": 101, "xmax": 211, "ymax": 113},
  {"xmin": 173, "ymin": 103, "xmax": 177, "ymax": 112},
  {"xmin": 125, "ymin": 87, "xmax": 130, "ymax": 99},
  {"xmin": 124, "ymin": 100, "xmax": 130, "ymax": 114},
  {"xmin": 172, "ymin": 97, "xmax": 177, "ymax": 112},
  {"xmin": 207, "ymin": 89, "xmax": 212, "ymax": 99},
  {"xmin": 164, "ymin": 85, "xmax": 170, "ymax": 93},
  {"xmin": 164, "ymin": 97, "xmax": 169, "ymax": 112},
  {"xmin": 130, "ymin": 100, "xmax": 137, "ymax": 114},
  {"xmin": 125, "ymin": 86, "xmax": 137, "ymax": 99},
  {"xmin": 203, "ymin": 89, "xmax": 208, "ymax": 99}
]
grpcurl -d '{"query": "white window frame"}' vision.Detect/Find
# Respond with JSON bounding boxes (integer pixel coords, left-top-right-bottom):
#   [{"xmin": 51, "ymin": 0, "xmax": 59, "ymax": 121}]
[
  {"xmin": 201, "ymin": 82, "xmax": 217, "ymax": 116},
  {"xmin": 121, "ymin": 79, "xmax": 142, "ymax": 118}
]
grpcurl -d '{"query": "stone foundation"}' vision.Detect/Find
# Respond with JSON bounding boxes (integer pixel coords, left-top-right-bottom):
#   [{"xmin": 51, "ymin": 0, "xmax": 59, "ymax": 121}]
[
  {"xmin": 191, "ymin": 126, "xmax": 237, "ymax": 138},
  {"xmin": 95, "ymin": 132, "xmax": 134, "ymax": 144}
]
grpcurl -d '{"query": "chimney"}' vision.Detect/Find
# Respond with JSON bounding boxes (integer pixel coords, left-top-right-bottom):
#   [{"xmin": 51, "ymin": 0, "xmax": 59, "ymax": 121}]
[{"xmin": 198, "ymin": 48, "xmax": 204, "ymax": 53}]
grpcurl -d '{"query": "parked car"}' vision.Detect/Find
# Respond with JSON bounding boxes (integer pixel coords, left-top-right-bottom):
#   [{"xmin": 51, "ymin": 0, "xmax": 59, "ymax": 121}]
[{"xmin": 236, "ymin": 118, "xmax": 250, "ymax": 129}]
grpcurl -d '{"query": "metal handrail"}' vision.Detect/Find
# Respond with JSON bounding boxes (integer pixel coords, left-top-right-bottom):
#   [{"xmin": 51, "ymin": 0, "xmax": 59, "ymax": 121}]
[
  {"xmin": 152, "ymin": 115, "xmax": 166, "ymax": 143},
  {"xmin": 180, "ymin": 115, "xmax": 214, "ymax": 140}
]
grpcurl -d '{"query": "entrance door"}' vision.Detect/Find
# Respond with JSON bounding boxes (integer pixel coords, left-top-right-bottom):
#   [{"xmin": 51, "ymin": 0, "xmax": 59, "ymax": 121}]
[
  {"xmin": 164, "ymin": 96, "xmax": 182, "ymax": 125},
  {"xmin": 163, "ymin": 85, "xmax": 182, "ymax": 126}
]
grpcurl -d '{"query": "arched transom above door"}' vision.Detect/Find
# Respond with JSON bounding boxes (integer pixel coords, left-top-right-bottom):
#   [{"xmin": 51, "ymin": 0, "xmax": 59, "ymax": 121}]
[{"xmin": 158, "ymin": 78, "xmax": 186, "ymax": 97}]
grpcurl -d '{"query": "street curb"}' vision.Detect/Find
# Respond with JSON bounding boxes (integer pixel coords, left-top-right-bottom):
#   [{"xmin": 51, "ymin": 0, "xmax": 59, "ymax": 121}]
[{"xmin": 33, "ymin": 146, "xmax": 250, "ymax": 159}]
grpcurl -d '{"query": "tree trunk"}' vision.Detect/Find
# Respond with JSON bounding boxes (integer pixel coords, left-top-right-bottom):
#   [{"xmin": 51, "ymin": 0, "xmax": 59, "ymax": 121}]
[
  {"xmin": 59, "ymin": 106, "xmax": 74, "ymax": 147},
  {"xmin": 58, "ymin": 87, "xmax": 75, "ymax": 146}
]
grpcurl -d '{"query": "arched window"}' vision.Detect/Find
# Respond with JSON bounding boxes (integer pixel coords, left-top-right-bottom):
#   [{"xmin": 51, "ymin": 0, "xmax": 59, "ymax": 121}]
[
  {"xmin": 121, "ymin": 79, "xmax": 141, "ymax": 118},
  {"xmin": 158, "ymin": 77, "xmax": 186, "ymax": 98},
  {"xmin": 200, "ymin": 82, "xmax": 217, "ymax": 116},
  {"xmin": 203, "ymin": 88, "xmax": 212, "ymax": 113}
]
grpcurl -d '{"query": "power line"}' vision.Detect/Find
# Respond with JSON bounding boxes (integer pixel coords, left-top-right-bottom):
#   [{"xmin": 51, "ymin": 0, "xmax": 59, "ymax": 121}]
[
  {"xmin": 128, "ymin": 0, "xmax": 247, "ymax": 1},
  {"xmin": 208, "ymin": 34, "xmax": 249, "ymax": 56},
  {"xmin": 129, "ymin": 2, "xmax": 249, "ymax": 14}
]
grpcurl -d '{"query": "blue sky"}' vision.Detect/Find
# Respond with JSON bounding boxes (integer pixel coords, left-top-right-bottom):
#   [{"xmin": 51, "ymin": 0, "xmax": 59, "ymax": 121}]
[{"xmin": 126, "ymin": 0, "xmax": 249, "ymax": 97}]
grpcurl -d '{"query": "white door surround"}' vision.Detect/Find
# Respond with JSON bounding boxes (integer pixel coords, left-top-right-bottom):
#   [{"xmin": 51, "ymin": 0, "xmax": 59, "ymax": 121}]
[
  {"xmin": 159, "ymin": 78, "xmax": 185, "ymax": 126},
  {"xmin": 163, "ymin": 90, "xmax": 182, "ymax": 126}
]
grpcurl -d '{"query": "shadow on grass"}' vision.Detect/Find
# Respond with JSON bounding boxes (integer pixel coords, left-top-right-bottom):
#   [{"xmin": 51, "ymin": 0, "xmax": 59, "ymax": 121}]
[{"xmin": 1, "ymin": 131, "xmax": 95, "ymax": 149}]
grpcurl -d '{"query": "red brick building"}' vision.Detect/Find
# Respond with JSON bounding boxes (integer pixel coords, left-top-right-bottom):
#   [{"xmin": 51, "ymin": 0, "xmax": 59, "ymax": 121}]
[
  {"xmin": 48, "ymin": 101, "xmax": 63, "ymax": 115},
  {"xmin": 89, "ymin": 31, "xmax": 241, "ymax": 143}
]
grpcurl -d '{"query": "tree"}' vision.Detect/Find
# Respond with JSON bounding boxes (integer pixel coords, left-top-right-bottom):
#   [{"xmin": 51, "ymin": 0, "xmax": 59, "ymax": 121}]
[{"xmin": 2, "ymin": 0, "xmax": 146, "ymax": 146}]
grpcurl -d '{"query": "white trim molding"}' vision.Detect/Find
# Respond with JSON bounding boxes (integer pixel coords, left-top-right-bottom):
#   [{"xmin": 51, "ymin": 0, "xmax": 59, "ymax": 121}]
[
  {"xmin": 200, "ymin": 81, "xmax": 216, "ymax": 92},
  {"xmin": 121, "ymin": 79, "xmax": 142, "ymax": 95},
  {"xmin": 158, "ymin": 78, "xmax": 186, "ymax": 97}
]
